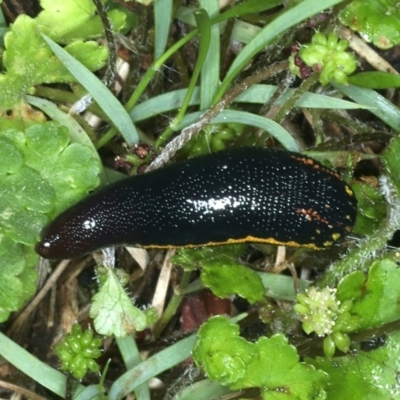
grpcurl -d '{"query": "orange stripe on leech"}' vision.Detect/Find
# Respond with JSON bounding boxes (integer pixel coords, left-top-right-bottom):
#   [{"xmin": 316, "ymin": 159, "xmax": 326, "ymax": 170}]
[
  {"xmin": 289, "ymin": 155, "xmax": 342, "ymax": 180},
  {"xmin": 295, "ymin": 208, "xmax": 330, "ymax": 225},
  {"xmin": 146, "ymin": 235, "xmax": 324, "ymax": 250},
  {"xmin": 345, "ymin": 185, "xmax": 355, "ymax": 197}
]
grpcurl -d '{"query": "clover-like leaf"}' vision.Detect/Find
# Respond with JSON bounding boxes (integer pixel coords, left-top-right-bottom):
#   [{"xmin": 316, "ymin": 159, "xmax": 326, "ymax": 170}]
[
  {"xmin": 340, "ymin": 0, "xmax": 400, "ymax": 49},
  {"xmin": 36, "ymin": 0, "xmax": 134, "ymax": 44},
  {"xmin": 238, "ymin": 335, "xmax": 327, "ymax": 400},
  {"xmin": 0, "ymin": 235, "xmax": 38, "ymax": 322},
  {"xmin": 309, "ymin": 331, "xmax": 400, "ymax": 399},
  {"xmin": 173, "ymin": 245, "xmax": 264, "ymax": 303},
  {"xmin": 202, "ymin": 261, "xmax": 265, "ymax": 303},
  {"xmin": 337, "ymin": 259, "xmax": 400, "ymax": 331},
  {"xmin": 13, "ymin": 123, "xmax": 101, "ymax": 216},
  {"xmin": 193, "ymin": 316, "xmax": 257, "ymax": 386},
  {"xmin": 0, "ymin": 121, "xmax": 101, "ymax": 321},
  {"xmin": 349, "ymin": 259, "xmax": 400, "ymax": 329},
  {"xmin": 194, "ymin": 316, "xmax": 327, "ymax": 399}
]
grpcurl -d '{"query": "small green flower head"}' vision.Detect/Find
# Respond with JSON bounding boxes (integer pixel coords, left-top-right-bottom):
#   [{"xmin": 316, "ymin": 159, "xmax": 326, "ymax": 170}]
[
  {"xmin": 297, "ymin": 31, "xmax": 357, "ymax": 85},
  {"xmin": 294, "ymin": 287, "xmax": 340, "ymax": 337},
  {"xmin": 295, "ymin": 286, "xmax": 361, "ymax": 357},
  {"xmin": 54, "ymin": 324, "xmax": 102, "ymax": 380}
]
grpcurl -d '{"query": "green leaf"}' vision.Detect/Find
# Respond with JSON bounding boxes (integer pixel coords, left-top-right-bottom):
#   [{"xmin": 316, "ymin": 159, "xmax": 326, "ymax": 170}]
[
  {"xmin": 0, "ymin": 15, "xmax": 108, "ymax": 109},
  {"xmin": 64, "ymin": 40, "xmax": 109, "ymax": 71},
  {"xmin": 309, "ymin": 331, "xmax": 400, "ymax": 399},
  {"xmin": 0, "ymin": 121, "xmax": 100, "ymax": 320},
  {"xmin": 239, "ymin": 335, "xmax": 327, "ymax": 400},
  {"xmin": 36, "ymin": 0, "xmax": 134, "ymax": 44},
  {"xmin": 15, "ymin": 123, "xmax": 101, "ymax": 215},
  {"xmin": 336, "ymin": 271, "xmax": 365, "ymax": 302},
  {"xmin": 35, "ymin": 0, "xmax": 95, "ymax": 41},
  {"xmin": 193, "ymin": 316, "xmax": 255, "ymax": 386},
  {"xmin": 173, "ymin": 246, "xmax": 264, "ymax": 303},
  {"xmin": 383, "ymin": 136, "xmax": 400, "ymax": 194},
  {"xmin": 193, "ymin": 316, "xmax": 327, "ymax": 399},
  {"xmin": 0, "ymin": 331, "xmax": 86, "ymax": 398},
  {"xmin": 172, "ymin": 245, "xmax": 245, "ymax": 270},
  {"xmin": 41, "ymin": 33, "xmax": 139, "ymax": 146},
  {"xmin": 340, "ymin": 259, "xmax": 400, "ymax": 330},
  {"xmin": 215, "ymin": 0, "xmax": 344, "ymax": 103},
  {"xmin": 333, "ymin": 83, "xmax": 400, "ymax": 133},
  {"xmin": 129, "ymin": 85, "xmax": 370, "ymax": 122},
  {"xmin": 351, "ymin": 182, "xmax": 386, "ymax": 236},
  {"xmin": 348, "ymin": 71, "xmax": 400, "ymax": 89},
  {"xmin": 157, "ymin": 8, "xmax": 212, "ymax": 146},
  {"xmin": 202, "ymin": 261, "xmax": 264, "ymax": 303},
  {"xmin": 154, "ymin": 0, "xmax": 173, "ymax": 59},
  {"xmin": 26, "ymin": 95, "xmax": 101, "ymax": 160},
  {"xmin": 258, "ymin": 272, "xmax": 311, "ymax": 301},
  {"xmin": 109, "ymin": 335, "xmax": 197, "ymax": 400},
  {"xmin": 0, "ymin": 236, "xmax": 37, "ymax": 321},
  {"xmin": 199, "ymin": 0, "xmax": 220, "ymax": 110},
  {"xmin": 340, "ymin": 0, "xmax": 400, "ymax": 49},
  {"xmin": 90, "ymin": 267, "xmax": 157, "ymax": 337}
]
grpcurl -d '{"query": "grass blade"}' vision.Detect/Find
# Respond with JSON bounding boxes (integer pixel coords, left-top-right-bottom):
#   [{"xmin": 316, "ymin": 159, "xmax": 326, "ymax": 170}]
[
  {"xmin": 199, "ymin": 0, "xmax": 220, "ymax": 110},
  {"xmin": 215, "ymin": 0, "xmax": 345, "ymax": 103},
  {"xmin": 41, "ymin": 33, "xmax": 139, "ymax": 146},
  {"xmin": 333, "ymin": 83, "xmax": 400, "ymax": 132},
  {"xmin": 154, "ymin": 0, "xmax": 173, "ymax": 59},
  {"xmin": 176, "ymin": 109, "xmax": 300, "ymax": 151}
]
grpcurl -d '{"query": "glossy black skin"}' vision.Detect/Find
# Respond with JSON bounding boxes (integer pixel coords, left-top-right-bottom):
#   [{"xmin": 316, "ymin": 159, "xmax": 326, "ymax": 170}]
[{"xmin": 35, "ymin": 147, "xmax": 357, "ymax": 259}]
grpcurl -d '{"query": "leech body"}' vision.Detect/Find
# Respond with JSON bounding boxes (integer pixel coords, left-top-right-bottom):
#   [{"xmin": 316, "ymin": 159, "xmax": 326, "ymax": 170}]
[{"xmin": 35, "ymin": 147, "xmax": 357, "ymax": 259}]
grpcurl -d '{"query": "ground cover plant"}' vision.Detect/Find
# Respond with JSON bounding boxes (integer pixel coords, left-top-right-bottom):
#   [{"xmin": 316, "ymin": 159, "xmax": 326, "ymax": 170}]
[{"xmin": 1, "ymin": 0, "xmax": 400, "ymax": 399}]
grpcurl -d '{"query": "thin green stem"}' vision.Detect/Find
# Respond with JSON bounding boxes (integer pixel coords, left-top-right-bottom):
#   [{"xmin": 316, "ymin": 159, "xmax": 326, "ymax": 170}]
[
  {"xmin": 273, "ymin": 72, "xmax": 319, "ymax": 124},
  {"xmin": 152, "ymin": 270, "xmax": 192, "ymax": 338},
  {"xmin": 317, "ymin": 175, "xmax": 399, "ymax": 287},
  {"xmin": 96, "ymin": 29, "xmax": 198, "ymax": 149},
  {"xmin": 96, "ymin": 0, "xmax": 280, "ymax": 149},
  {"xmin": 155, "ymin": 9, "xmax": 211, "ymax": 148}
]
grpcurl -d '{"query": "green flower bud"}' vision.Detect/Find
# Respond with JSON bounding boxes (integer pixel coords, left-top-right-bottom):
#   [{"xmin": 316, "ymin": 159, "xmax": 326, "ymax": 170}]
[
  {"xmin": 294, "ymin": 303, "xmax": 310, "ymax": 315},
  {"xmin": 65, "ymin": 336, "xmax": 82, "ymax": 353},
  {"xmin": 302, "ymin": 320, "xmax": 315, "ymax": 335},
  {"xmin": 82, "ymin": 347, "xmax": 102, "ymax": 358},
  {"xmin": 80, "ymin": 330, "xmax": 94, "ymax": 347},
  {"xmin": 320, "ymin": 60, "xmax": 337, "ymax": 85},
  {"xmin": 312, "ymin": 32, "xmax": 328, "ymax": 46},
  {"xmin": 300, "ymin": 45, "xmax": 328, "ymax": 66},
  {"xmin": 56, "ymin": 347, "xmax": 72, "ymax": 362},
  {"xmin": 333, "ymin": 70, "xmax": 348, "ymax": 85},
  {"xmin": 338, "ymin": 299, "xmax": 353, "ymax": 313},
  {"xmin": 323, "ymin": 335, "xmax": 336, "ymax": 358},
  {"xmin": 296, "ymin": 293, "xmax": 308, "ymax": 304},
  {"xmin": 333, "ymin": 51, "xmax": 358, "ymax": 73},
  {"xmin": 333, "ymin": 331, "xmax": 351, "ymax": 353},
  {"xmin": 70, "ymin": 354, "xmax": 87, "ymax": 372},
  {"xmin": 295, "ymin": 287, "xmax": 340, "ymax": 336},
  {"xmin": 288, "ymin": 54, "xmax": 301, "ymax": 78},
  {"xmin": 334, "ymin": 314, "xmax": 361, "ymax": 333},
  {"xmin": 327, "ymin": 32, "xmax": 339, "ymax": 49},
  {"xmin": 86, "ymin": 359, "xmax": 100, "ymax": 374},
  {"xmin": 336, "ymin": 39, "xmax": 349, "ymax": 52},
  {"xmin": 54, "ymin": 324, "xmax": 102, "ymax": 380},
  {"xmin": 296, "ymin": 31, "xmax": 357, "ymax": 85}
]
